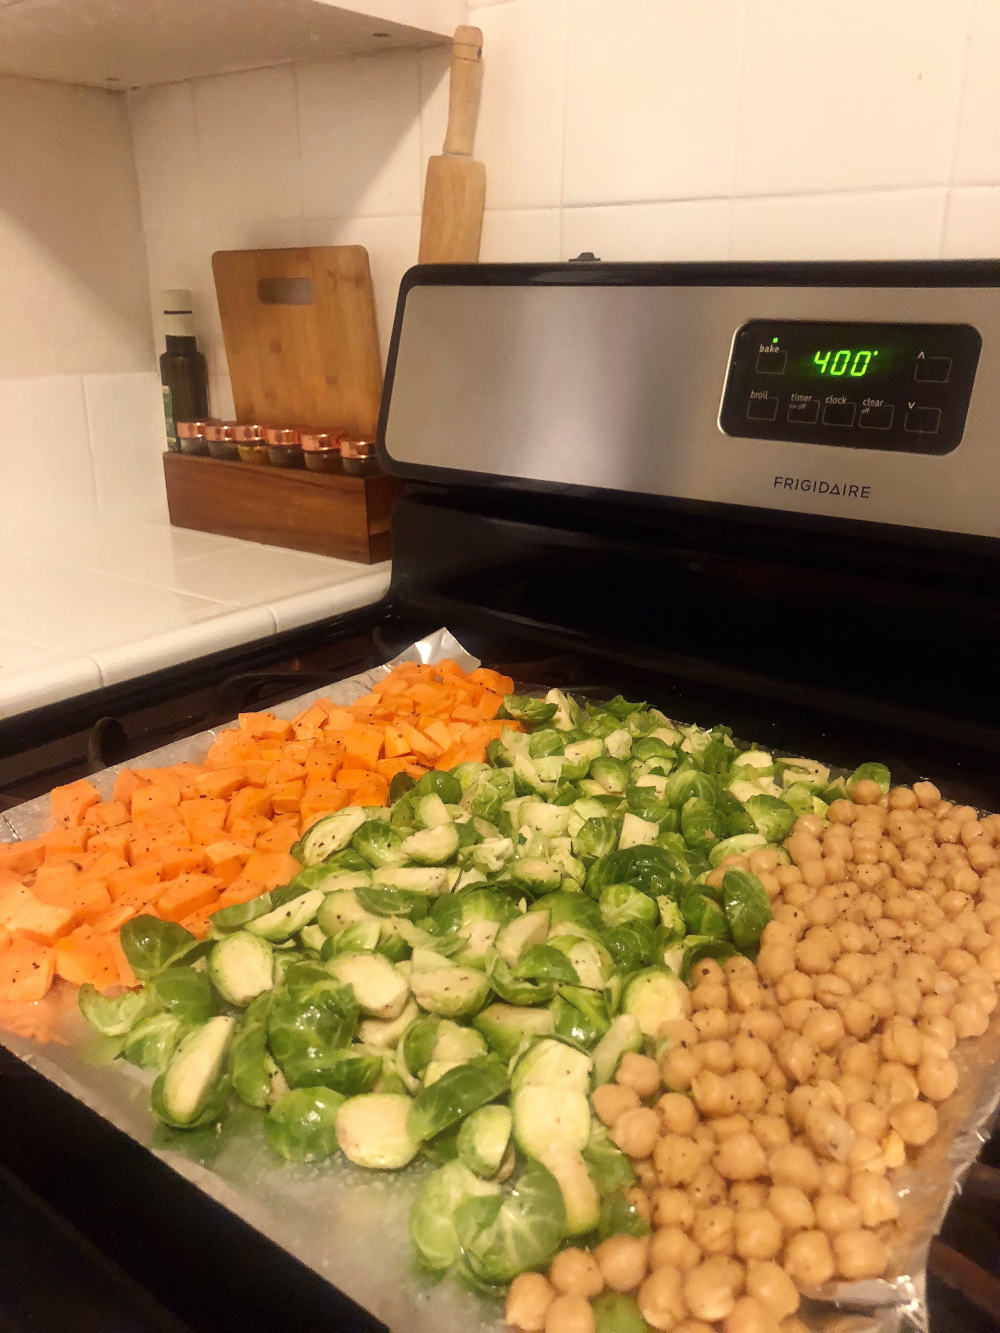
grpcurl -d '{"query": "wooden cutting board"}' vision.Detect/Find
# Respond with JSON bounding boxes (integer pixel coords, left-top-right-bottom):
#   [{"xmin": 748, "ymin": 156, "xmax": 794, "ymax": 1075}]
[{"xmin": 212, "ymin": 245, "xmax": 382, "ymax": 436}]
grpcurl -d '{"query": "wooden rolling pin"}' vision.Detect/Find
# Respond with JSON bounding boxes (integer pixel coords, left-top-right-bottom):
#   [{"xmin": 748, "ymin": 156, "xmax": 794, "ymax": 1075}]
[{"xmin": 418, "ymin": 25, "xmax": 485, "ymax": 263}]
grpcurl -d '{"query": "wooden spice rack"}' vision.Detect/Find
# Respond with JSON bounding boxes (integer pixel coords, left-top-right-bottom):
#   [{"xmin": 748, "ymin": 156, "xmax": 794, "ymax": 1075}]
[{"xmin": 163, "ymin": 453, "xmax": 400, "ymax": 565}]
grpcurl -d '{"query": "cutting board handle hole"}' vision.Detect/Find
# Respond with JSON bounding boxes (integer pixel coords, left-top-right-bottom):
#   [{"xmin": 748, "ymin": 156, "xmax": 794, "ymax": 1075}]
[{"xmin": 257, "ymin": 276, "xmax": 314, "ymax": 305}]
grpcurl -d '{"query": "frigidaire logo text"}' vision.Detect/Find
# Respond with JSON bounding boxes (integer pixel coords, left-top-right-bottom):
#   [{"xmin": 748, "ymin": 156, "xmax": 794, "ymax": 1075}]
[{"xmin": 773, "ymin": 476, "xmax": 872, "ymax": 500}]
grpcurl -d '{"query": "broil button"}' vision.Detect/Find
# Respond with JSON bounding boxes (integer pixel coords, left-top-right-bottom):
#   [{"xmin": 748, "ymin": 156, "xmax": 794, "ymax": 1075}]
[
  {"xmin": 746, "ymin": 392, "xmax": 779, "ymax": 422},
  {"xmin": 904, "ymin": 405, "xmax": 942, "ymax": 434}
]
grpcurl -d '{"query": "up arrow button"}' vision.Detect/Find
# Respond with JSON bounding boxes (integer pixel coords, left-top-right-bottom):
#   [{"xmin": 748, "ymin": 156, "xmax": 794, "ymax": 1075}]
[{"xmin": 915, "ymin": 354, "xmax": 952, "ymax": 383}]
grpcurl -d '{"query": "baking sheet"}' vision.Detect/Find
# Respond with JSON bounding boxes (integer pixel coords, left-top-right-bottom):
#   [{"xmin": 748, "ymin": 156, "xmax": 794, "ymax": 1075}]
[{"xmin": 2, "ymin": 626, "xmax": 999, "ymax": 1333}]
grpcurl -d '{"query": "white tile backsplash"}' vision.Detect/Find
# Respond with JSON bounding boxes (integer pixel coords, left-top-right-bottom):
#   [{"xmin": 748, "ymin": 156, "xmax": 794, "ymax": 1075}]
[
  {"xmin": 564, "ymin": 0, "xmax": 744, "ymax": 207},
  {"xmin": 480, "ymin": 209, "xmax": 561, "ymax": 261},
  {"xmin": 953, "ymin": 0, "xmax": 1000, "ymax": 185},
  {"xmin": 194, "ymin": 66, "xmax": 302, "ymax": 231},
  {"xmin": 299, "ymin": 52, "xmax": 423, "ymax": 219},
  {"xmin": 562, "ymin": 201, "xmax": 731, "ymax": 262},
  {"xmin": 942, "ymin": 186, "xmax": 1000, "ymax": 256},
  {"xmin": 736, "ymin": 0, "xmax": 971, "ymax": 196},
  {"xmin": 0, "ymin": 376, "xmax": 95, "ymax": 515},
  {"xmin": 83, "ymin": 372, "xmax": 167, "ymax": 517},
  {"xmin": 730, "ymin": 190, "xmax": 949, "ymax": 261}
]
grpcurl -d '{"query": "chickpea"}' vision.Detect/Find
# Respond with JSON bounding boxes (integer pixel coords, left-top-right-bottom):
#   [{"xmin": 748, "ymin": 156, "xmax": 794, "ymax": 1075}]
[
  {"xmin": 726, "ymin": 1070, "xmax": 765, "ymax": 1120},
  {"xmin": 775, "ymin": 972, "xmax": 814, "ymax": 1005},
  {"xmin": 712, "ymin": 1131, "xmax": 768, "ymax": 1182},
  {"xmin": 740, "ymin": 1010, "xmax": 785, "ymax": 1045},
  {"xmin": 913, "ymin": 781, "xmax": 941, "ymax": 809},
  {"xmin": 745, "ymin": 1260, "xmax": 799, "ymax": 1320},
  {"xmin": 699, "ymin": 1039, "xmax": 735, "ymax": 1076},
  {"xmin": 951, "ymin": 1001, "xmax": 989, "ymax": 1039},
  {"xmin": 781, "ymin": 999, "xmax": 819, "ymax": 1034},
  {"xmin": 801, "ymin": 1008, "xmax": 844, "ymax": 1053},
  {"xmin": 683, "ymin": 1259, "xmax": 741, "ymax": 1322},
  {"xmin": 610, "ymin": 1107, "xmax": 661, "ymax": 1160},
  {"xmin": 749, "ymin": 847, "xmax": 780, "ymax": 876},
  {"xmin": 892, "ymin": 981, "xmax": 923, "ymax": 1021},
  {"xmin": 690, "ymin": 981, "xmax": 729, "ymax": 1013},
  {"xmin": 692, "ymin": 1072, "xmax": 739, "ymax": 1119},
  {"xmin": 693, "ymin": 1124, "xmax": 717, "ymax": 1154},
  {"xmin": 724, "ymin": 1295, "xmax": 785, "ymax": 1333},
  {"xmin": 829, "ymin": 799, "xmax": 857, "ymax": 824},
  {"xmin": 730, "ymin": 1035, "xmax": 770, "ymax": 1079},
  {"xmin": 839, "ymin": 997, "xmax": 878, "ymax": 1040},
  {"xmin": 661, "ymin": 1047, "xmax": 701, "ymax": 1093},
  {"xmin": 805, "ymin": 1107, "xmax": 856, "ymax": 1163},
  {"xmin": 691, "ymin": 958, "xmax": 726, "ymax": 986},
  {"xmin": 832, "ymin": 1229, "xmax": 889, "ymax": 1281},
  {"xmin": 637, "ymin": 1264, "xmax": 686, "ymax": 1331},
  {"xmin": 879, "ymin": 1017, "xmax": 922, "ymax": 1067},
  {"xmin": 733, "ymin": 1207, "xmax": 783, "ymax": 1262},
  {"xmin": 693, "ymin": 1008, "xmax": 731, "ymax": 1042},
  {"xmin": 875, "ymin": 1063, "xmax": 920, "ymax": 1108},
  {"xmin": 730, "ymin": 1182, "xmax": 768, "ymax": 1211},
  {"xmin": 653, "ymin": 1134, "xmax": 706, "ymax": 1188},
  {"xmin": 782, "ymin": 882, "xmax": 813, "ymax": 908},
  {"xmin": 775, "ymin": 1032, "xmax": 819, "ymax": 1085},
  {"xmin": 762, "ymin": 920, "xmax": 798, "ymax": 949},
  {"xmin": 692, "ymin": 1205, "xmax": 735, "ymax": 1256},
  {"xmin": 980, "ymin": 945, "xmax": 1000, "ymax": 982},
  {"xmin": 730, "ymin": 978, "xmax": 766, "ymax": 1014},
  {"xmin": 849, "ymin": 1171, "xmax": 899, "ymax": 1225},
  {"xmin": 649, "ymin": 1226, "xmax": 701, "ymax": 1272},
  {"xmin": 768, "ymin": 1185, "xmax": 815, "ymax": 1232},
  {"xmin": 654, "ymin": 1092, "xmax": 696, "ymax": 1137},
  {"xmin": 889, "ymin": 1099, "xmax": 938, "ymax": 1147},
  {"xmin": 753, "ymin": 1114, "xmax": 792, "ymax": 1152},
  {"xmin": 847, "ymin": 1101, "xmax": 888, "ymax": 1141},
  {"xmin": 816, "ymin": 1161, "xmax": 850, "ymax": 1196},
  {"xmin": 812, "ymin": 1192, "xmax": 862, "ymax": 1235},
  {"xmin": 506, "ymin": 1272, "xmax": 557, "ymax": 1331},
  {"xmin": 963, "ymin": 978, "xmax": 999, "ymax": 1014},
  {"xmin": 673, "ymin": 1323, "xmax": 714, "ymax": 1333},
  {"xmin": 544, "ymin": 1294, "xmax": 596, "ymax": 1333},
  {"xmin": 769, "ymin": 1143, "xmax": 821, "ymax": 1195},
  {"xmin": 839, "ymin": 1040, "xmax": 879, "ymax": 1081},
  {"xmin": 914, "ymin": 1053, "xmax": 958, "ymax": 1102},
  {"xmin": 614, "ymin": 1052, "xmax": 661, "ymax": 1099},
  {"xmin": 594, "ymin": 1235, "xmax": 649, "ymax": 1293},
  {"xmin": 653, "ymin": 1187, "xmax": 695, "ymax": 1231},
  {"xmin": 635, "ymin": 1160, "xmax": 659, "ymax": 1192},
  {"xmin": 838, "ymin": 1074, "xmax": 873, "ymax": 1108},
  {"xmin": 689, "ymin": 1164, "xmax": 728, "ymax": 1210},
  {"xmin": 969, "ymin": 842, "xmax": 999, "ymax": 873},
  {"xmin": 765, "ymin": 1087, "xmax": 789, "ymax": 1116},
  {"xmin": 834, "ymin": 953, "xmax": 874, "ymax": 991},
  {"xmin": 713, "ymin": 1114, "xmax": 753, "ymax": 1142},
  {"xmin": 592, "ymin": 1083, "xmax": 641, "ymax": 1127},
  {"xmin": 548, "ymin": 1249, "xmax": 604, "ymax": 1300}
]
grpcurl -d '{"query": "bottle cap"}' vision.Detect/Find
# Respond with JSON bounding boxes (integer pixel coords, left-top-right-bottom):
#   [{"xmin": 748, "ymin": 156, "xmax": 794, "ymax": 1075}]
[{"xmin": 162, "ymin": 289, "xmax": 196, "ymax": 338}]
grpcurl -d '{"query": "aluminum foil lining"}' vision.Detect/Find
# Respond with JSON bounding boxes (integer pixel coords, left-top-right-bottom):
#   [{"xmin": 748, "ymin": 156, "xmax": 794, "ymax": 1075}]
[{"xmin": 2, "ymin": 626, "xmax": 998, "ymax": 1333}]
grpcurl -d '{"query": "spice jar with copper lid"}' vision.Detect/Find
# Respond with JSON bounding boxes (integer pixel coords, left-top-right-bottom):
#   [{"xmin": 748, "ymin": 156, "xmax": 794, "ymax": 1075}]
[
  {"xmin": 205, "ymin": 422, "xmax": 240, "ymax": 461},
  {"xmin": 301, "ymin": 430, "xmax": 344, "ymax": 474},
  {"xmin": 234, "ymin": 424, "xmax": 269, "ymax": 465},
  {"xmin": 264, "ymin": 427, "xmax": 304, "ymax": 469},
  {"xmin": 177, "ymin": 420, "xmax": 212, "ymax": 456},
  {"xmin": 340, "ymin": 439, "xmax": 379, "ymax": 477}
]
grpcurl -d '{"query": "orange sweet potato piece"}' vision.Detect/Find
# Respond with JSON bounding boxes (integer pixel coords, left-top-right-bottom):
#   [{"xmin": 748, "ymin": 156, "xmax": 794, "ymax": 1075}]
[
  {"xmin": 53, "ymin": 931, "xmax": 119, "ymax": 992},
  {"xmin": 157, "ymin": 845, "xmax": 211, "ymax": 879},
  {"xmin": 240, "ymin": 852, "xmax": 299, "ymax": 891},
  {"xmin": 255, "ymin": 817, "xmax": 300, "ymax": 855},
  {"xmin": 86, "ymin": 827, "xmax": 134, "ymax": 861},
  {"xmin": 50, "ymin": 778, "xmax": 102, "ymax": 827},
  {"xmin": 82, "ymin": 800, "xmax": 130, "ymax": 833},
  {"xmin": 112, "ymin": 768, "xmax": 147, "ymax": 805},
  {"xmin": 194, "ymin": 767, "xmax": 247, "ymax": 800},
  {"xmin": 108, "ymin": 865, "xmax": 161, "ymax": 901},
  {"xmin": 157, "ymin": 873, "xmax": 223, "ymax": 922},
  {"xmin": 0, "ymin": 883, "xmax": 74, "ymax": 945},
  {"xmin": 178, "ymin": 798, "xmax": 228, "ymax": 844},
  {"xmin": 203, "ymin": 840, "xmax": 254, "ymax": 885},
  {"xmin": 203, "ymin": 730, "xmax": 260, "ymax": 769},
  {"xmin": 238, "ymin": 711, "xmax": 293, "ymax": 741},
  {"xmin": 227, "ymin": 786, "xmax": 273, "ymax": 824},
  {"xmin": 0, "ymin": 838, "xmax": 47, "ymax": 877},
  {"xmin": 270, "ymin": 781, "xmax": 303, "ymax": 814},
  {"xmin": 350, "ymin": 775, "xmax": 390, "ymax": 807},
  {"xmin": 0, "ymin": 939, "xmax": 55, "ymax": 1001}
]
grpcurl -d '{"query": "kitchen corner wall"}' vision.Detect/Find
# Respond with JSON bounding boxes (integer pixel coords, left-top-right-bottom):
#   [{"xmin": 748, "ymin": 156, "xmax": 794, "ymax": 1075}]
[
  {"xmin": 0, "ymin": 74, "xmax": 163, "ymax": 523},
  {"xmin": 128, "ymin": 0, "xmax": 1000, "ymax": 424}
]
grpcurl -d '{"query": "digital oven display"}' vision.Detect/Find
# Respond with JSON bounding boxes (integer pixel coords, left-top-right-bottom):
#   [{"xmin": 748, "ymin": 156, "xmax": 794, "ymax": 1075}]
[{"xmin": 719, "ymin": 319, "xmax": 981, "ymax": 455}]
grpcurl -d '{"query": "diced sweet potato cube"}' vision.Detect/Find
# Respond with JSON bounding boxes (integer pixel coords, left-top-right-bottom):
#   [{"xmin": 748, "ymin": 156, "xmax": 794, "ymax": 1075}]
[
  {"xmin": 0, "ymin": 883, "xmax": 73, "ymax": 945},
  {"xmin": 156, "ymin": 873, "xmax": 223, "ymax": 922},
  {"xmin": 0, "ymin": 939, "xmax": 55, "ymax": 1001},
  {"xmin": 50, "ymin": 778, "xmax": 101, "ymax": 827}
]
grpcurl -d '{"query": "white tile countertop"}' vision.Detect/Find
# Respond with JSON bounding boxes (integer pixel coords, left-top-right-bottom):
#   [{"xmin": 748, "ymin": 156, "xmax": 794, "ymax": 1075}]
[{"xmin": 0, "ymin": 511, "xmax": 391, "ymax": 720}]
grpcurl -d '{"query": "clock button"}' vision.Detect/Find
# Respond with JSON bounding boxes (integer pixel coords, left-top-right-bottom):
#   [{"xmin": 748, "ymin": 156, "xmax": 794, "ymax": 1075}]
[
  {"xmin": 914, "ymin": 355, "xmax": 952, "ymax": 383},
  {"xmin": 746, "ymin": 392, "xmax": 779, "ymax": 422},
  {"xmin": 904, "ymin": 405, "xmax": 942, "ymax": 434},
  {"xmin": 821, "ymin": 401, "xmax": 857, "ymax": 428}
]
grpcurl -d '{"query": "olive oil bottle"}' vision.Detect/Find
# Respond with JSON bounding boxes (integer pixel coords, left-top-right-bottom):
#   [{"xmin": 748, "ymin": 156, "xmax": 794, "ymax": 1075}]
[{"xmin": 159, "ymin": 289, "xmax": 208, "ymax": 452}]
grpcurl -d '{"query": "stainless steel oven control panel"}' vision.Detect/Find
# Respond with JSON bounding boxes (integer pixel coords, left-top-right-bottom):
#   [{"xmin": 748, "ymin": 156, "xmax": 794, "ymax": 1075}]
[
  {"xmin": 719, "ymin": 319, "xmax": 981, "ymax": 455},
  {"xmin": 381, "ymin": 265, "xmax": 1000, "ymax": 540}
]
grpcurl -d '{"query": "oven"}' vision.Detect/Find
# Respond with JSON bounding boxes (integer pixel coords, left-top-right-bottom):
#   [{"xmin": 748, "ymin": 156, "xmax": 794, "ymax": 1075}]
[{"xmin": 2, "ymin": 259, "xmax": 1000, "ymax": 1332}]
